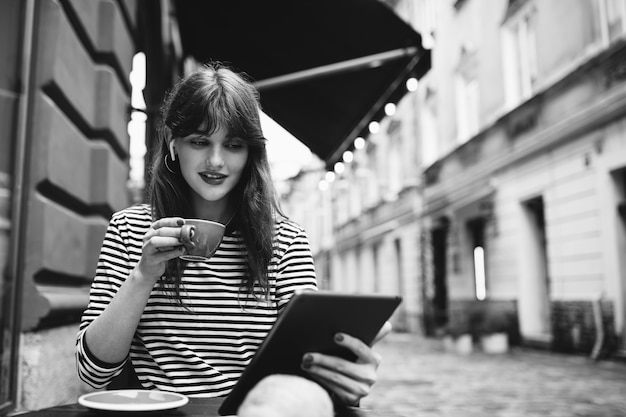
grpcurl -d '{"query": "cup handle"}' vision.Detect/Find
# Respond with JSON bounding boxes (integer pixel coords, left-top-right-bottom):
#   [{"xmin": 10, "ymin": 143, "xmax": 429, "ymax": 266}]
[{"xmin": 180, "ymin": 224, "xmax": 196, "ymax": 243}]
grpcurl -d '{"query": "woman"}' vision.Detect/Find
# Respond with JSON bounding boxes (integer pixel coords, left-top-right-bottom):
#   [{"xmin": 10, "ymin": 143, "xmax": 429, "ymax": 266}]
[{"xmin": 76, "ymin": 62, "xmax": 388, "ymax": 407}]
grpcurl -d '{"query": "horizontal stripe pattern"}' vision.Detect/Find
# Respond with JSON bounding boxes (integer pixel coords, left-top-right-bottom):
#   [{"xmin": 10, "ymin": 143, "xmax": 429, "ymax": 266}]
[{"xmin": 76, "ymin": 204, "xmax": 317, "ymax": 396}]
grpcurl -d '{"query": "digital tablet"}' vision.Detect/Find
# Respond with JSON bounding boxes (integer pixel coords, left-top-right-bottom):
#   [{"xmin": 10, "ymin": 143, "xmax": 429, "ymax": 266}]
[{"xmin": 218, "ymin": 291, "xmax": 402, "ymax": 416}]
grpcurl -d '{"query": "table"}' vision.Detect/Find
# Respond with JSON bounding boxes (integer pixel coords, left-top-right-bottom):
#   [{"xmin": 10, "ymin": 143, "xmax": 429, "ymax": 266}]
[{"xmin": 16, "ymin": 397, "xmax": 403, "ymax": 417}]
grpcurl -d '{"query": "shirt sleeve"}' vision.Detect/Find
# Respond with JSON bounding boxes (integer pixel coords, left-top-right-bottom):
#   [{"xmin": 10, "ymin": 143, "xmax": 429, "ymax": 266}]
[
  {"xmin": 75, "ymin": 213, "xmax": 133, "ymax": 388},
  {"xmin": 274, "ymin": 221, "xmax": 318, "ymax": 312}
]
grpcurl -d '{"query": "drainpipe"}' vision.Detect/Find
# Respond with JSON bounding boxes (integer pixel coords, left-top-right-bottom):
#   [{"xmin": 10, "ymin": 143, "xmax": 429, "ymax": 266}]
[
  {"xmin": 590, "ymin": 293, "xmax": 605, "ymax": 361},
  {"xmin": 10, "ymin": 0, "xmax": 36, "ymax": 327},
  {"xmin": 6, "ymin": 0, "xmax": 36, "ymax": 408}
]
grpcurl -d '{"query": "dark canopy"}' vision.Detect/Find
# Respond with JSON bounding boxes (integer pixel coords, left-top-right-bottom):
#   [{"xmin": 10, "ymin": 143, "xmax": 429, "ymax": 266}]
[{"xmin": 174, "ymin": 0, "xmax": 430, "ymax": 167}]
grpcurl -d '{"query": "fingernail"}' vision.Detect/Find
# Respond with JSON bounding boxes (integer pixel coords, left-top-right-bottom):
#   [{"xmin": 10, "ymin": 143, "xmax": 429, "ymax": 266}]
[
  {"xmin": 177, "ymin": 219, "xmax": 184, "ymax": 226},
  {"xmin": 335, "ymin": 333, "xmax": 344, "ymax": 342},
  {"xmin": 302, "ymin": 354, "xmax": 313, "ymax": 366}
]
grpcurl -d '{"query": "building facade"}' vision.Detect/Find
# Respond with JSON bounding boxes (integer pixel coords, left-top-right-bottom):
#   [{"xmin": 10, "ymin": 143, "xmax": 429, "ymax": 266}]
[
  {"xmin": 281, "ymin": 52, "xmax": 427, "ymax": 334},
  {"xmin": 0, "ymin": 0, "xmax": 181, "ymax": 413},
  {"xmin": 421, "ymin": 0, "xmax": 626, "ymax": 356},
  {"xmin": 282, "ymin": 0, "xmax": 626, "ymax": 357}
]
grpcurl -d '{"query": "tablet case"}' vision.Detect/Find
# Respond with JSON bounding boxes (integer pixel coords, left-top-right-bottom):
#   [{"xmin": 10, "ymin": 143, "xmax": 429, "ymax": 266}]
[{"xmin": 218, "ymin": 291, "xmax": 402, "ymax": 415}]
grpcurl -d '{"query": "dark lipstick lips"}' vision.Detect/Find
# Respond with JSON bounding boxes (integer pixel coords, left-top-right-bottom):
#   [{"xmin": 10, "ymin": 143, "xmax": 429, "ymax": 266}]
[{"xmin": 199, "ymin": 171, "xmax": 226, "ymax": 179}]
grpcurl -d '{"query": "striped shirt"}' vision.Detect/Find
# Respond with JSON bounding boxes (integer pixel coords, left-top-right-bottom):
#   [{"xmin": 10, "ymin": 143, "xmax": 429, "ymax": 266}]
[{"xmin": 76, "ymin": 204, "xmax": 317, "ymax": 397}]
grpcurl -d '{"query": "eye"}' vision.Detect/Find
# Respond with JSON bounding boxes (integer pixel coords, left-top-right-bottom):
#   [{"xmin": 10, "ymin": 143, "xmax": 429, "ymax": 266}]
[
  {"xmin": 225, "ymin": 138, "xmax": 247, "ymax": 150},
  {"xmin": 186, "ymin": 136, "xmax": 209, "ymax": 147}
]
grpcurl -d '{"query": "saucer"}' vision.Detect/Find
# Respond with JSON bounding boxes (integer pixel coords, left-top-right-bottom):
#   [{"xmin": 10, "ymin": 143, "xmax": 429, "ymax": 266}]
[{"xmin": 78, "ymin": 389, "xmax": 189, "ymax": 412}]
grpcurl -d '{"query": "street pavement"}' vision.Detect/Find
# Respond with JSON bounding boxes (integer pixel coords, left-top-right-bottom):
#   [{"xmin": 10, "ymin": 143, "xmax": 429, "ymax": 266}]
[{"xmin": 360, "ymin": 333, "xmax": 626, "ymax": 417}]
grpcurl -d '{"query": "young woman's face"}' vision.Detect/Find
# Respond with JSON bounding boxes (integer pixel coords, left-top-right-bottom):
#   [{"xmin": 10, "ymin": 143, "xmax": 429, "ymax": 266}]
[{"xmin": 174, "ymin": 126, "xmax": 249, "ymax": 207}]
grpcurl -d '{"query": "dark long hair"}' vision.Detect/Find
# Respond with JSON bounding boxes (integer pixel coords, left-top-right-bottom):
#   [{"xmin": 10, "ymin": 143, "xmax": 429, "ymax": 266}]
[{"xmin": 148, "ymin": 62, "xmax": 282, "ymax": 300}]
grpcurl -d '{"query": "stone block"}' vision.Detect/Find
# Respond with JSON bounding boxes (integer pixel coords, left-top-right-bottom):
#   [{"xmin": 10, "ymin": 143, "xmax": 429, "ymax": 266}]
[
  {"xmin": 97, "ymin": 0, "xmax": 134, "ymax": 78},
  {"xmin": 32, "ymin": 88, "xmax": 129, "ymax": 213},
  {"xmin": 118, "ymin": 0, "xmax": 138, "ymax": 27},
  {"xmin": 67, "ymin": 0, "xmax": 134, "ymax": 81},
  {"xmin": 35, "ymin": 0, "xmax": 130, "ymax": 156},
  {"xmin": 91, "ymin": 142, "xmax": 129, "ymax": 212},
  {"xmin": 36, "ymin": 0, "xmax": 97, "ymax": 126},
  {"xmin": 95, "ymin": 68, "xmax": 131, "ymax": 155},
  {"xmin": 65, "ymin": 0, "xmax": 99, "ymax": 47},
  {"xmin": 106, "ymin": 152, "xmax": 130, "ymax": 212},
  {"xmin": 24, "ymin": 196, "xmax": 108, "ymax": 281},
  {"xmin": 89, "ymin": 144, "xmax": 109, "ymax": 207},
  {"xmin": 33, "ymin": 95, "xmax": 92, "ymax": 202}
]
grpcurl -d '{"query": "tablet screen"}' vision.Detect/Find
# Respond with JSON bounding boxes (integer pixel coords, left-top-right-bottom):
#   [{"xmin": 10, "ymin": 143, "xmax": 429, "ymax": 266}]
[{"xmin": 218, "ymin": 291, "xmax": 402, "ymax": 415}]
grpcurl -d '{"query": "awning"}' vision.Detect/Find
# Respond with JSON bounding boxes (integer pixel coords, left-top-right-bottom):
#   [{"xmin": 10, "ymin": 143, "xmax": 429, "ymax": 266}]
[{"xmin": 173, "ymin": 0, "xmax": 430, "ymax": 168}]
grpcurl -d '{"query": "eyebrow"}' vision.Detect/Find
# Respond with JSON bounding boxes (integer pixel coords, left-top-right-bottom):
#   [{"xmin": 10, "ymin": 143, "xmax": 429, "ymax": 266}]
[{"xmin": 186, "ymin": 131, "xmax": 240, "ymax": 141}]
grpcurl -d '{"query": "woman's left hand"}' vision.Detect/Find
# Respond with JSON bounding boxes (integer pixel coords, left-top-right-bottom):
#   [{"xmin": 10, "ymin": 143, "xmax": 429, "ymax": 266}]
[{"xmin": 300, "ymin": 321, "xmax": 392, "ymax": 406}]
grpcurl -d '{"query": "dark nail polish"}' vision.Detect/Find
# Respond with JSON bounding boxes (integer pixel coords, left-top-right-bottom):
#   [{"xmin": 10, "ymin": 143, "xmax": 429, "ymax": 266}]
[
  {"xmin": 335, "ymin": 333, "xmax": 344, "ymax": 342},
  {"xmin": 302, "ymin": 354, "xmax": 313, "ymax": 369},
  {"xmin": 177, "ymin": 219, "xmax": 184, "ymax": 226}
]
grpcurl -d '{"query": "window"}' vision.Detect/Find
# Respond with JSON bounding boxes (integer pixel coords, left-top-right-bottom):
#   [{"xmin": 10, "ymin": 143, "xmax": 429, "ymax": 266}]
[
  {"xmin": 455, "ymin": 42, "xmax": 481, "ymax": 144},
  {"xmin": 468, "ymin": 218, "xmax": 487, "ymax": 300},
  {"xmin": 372, "ymin": 241, "xmax": 382, "ymax": 292},
  {"xmin": 617, "ymin": 168, "xmax": 626, "ymax": 219},
  {"xmin": 455, "ymin": 76, "xmax": 480, "ymax": 143},
  {"xmin": 349, "ymin": 172, "xmax": 362, "ymax": 219},
  {"xmin": 335, "ymin": 180, "xmax": 350, "ymax": 225},
  {"xmin": 413, "ymin": 0, "xmax": 437, "ymax": 49},
  {"xmin": 599, "ymin": 0, "xmax": 626, "ymax": 44},
  {"xmin": 387, "ymin": 126, "xmax": 403, "ymax": 198},
  {"xmin": 502, "ymin": 3, "xmax": 538, "ymax": 109},
  {"xmin": 420, "ymin": 87, "xmax": 439, "ymax": 167},
  {"xmin": 364, "ymin": 143, "xmax": 380, "ymax": 207}
]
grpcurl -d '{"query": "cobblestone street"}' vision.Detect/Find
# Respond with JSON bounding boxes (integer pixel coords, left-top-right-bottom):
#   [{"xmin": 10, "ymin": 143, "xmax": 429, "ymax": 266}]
[{"xmin": 360, "ymin": 333, "xmax": 626, "ymax": 417}]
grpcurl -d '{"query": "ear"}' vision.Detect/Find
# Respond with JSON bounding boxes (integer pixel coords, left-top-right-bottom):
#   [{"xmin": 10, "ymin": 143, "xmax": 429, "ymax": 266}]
[{"xmin": 169, "ymin": 140, "xmax": 176, "ymax": 161}]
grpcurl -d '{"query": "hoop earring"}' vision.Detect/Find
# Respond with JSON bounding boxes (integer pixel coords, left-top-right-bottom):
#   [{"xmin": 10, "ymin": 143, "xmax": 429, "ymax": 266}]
[{"xmin": 164, "ymin": 154, "xmax": 176, "ymax": 174}]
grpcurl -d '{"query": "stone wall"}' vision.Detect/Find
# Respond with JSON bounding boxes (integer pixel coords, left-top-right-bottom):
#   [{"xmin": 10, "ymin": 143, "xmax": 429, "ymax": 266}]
[
  {"xmin": 552, "ymin": 300, "xmax": 618, "ymax": 357},
  {"xmin": 10, "ymin": 0, "xmax": 138, "ymax": 412},
  {"xmin": 19, "ymin": 0, "xmax": 135, "ymax": 330}
]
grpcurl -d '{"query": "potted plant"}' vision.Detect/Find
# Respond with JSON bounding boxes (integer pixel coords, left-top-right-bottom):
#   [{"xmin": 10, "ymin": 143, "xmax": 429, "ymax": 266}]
[
  {"xmin": 477, "ymin": 309, "xmax": 510, "ymax": 354},
  {"xmin": 443, "ymin": 319, "xmax": 473, "ymax": 355}
]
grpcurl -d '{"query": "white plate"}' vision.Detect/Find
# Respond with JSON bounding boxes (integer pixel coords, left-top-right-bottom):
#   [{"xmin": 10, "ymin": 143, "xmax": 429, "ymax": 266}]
[{"xmin": 78, "ymin": 389, "xmax": 189, "ymax": 412}]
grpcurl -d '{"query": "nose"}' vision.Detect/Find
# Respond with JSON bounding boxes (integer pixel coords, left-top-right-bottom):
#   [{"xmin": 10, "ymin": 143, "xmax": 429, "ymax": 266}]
[{"xmin": 206, "ymin": 146, "xmax": 225, "ymax": 169}]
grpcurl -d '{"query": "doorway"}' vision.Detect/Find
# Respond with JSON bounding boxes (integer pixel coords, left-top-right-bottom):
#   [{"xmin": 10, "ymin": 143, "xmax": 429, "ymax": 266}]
[
  {"xmin": 431, "ymin": 218, "xmax": 449, "ymax": 331},
  {"xmin": 612, "ymin": 168, "xmax": 626, "ymax": 352},
  {"xmin": 520, "ymin": 196, "xmax": 552, "ymax": 341},
  {"xmin": 467, "ymin": 217, "xmax": 487, "ymax": 300}
]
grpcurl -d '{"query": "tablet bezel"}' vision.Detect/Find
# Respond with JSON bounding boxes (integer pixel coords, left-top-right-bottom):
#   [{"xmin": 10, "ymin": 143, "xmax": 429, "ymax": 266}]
[{"xmin": 218, "ymin": 291, "xmax": 402, "ymax": 415}]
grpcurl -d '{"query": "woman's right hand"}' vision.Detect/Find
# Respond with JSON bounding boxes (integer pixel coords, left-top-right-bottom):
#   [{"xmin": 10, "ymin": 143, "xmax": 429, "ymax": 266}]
[{"xmin": 135, "ymin": 217, "xmax": 187, "ymax": 281}]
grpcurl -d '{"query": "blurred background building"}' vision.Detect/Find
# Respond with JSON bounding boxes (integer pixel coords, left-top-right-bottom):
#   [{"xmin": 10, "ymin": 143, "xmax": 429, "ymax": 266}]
[{"xmin": 282, "ymin": 0, "xmax": 626, "ymax": 361}]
